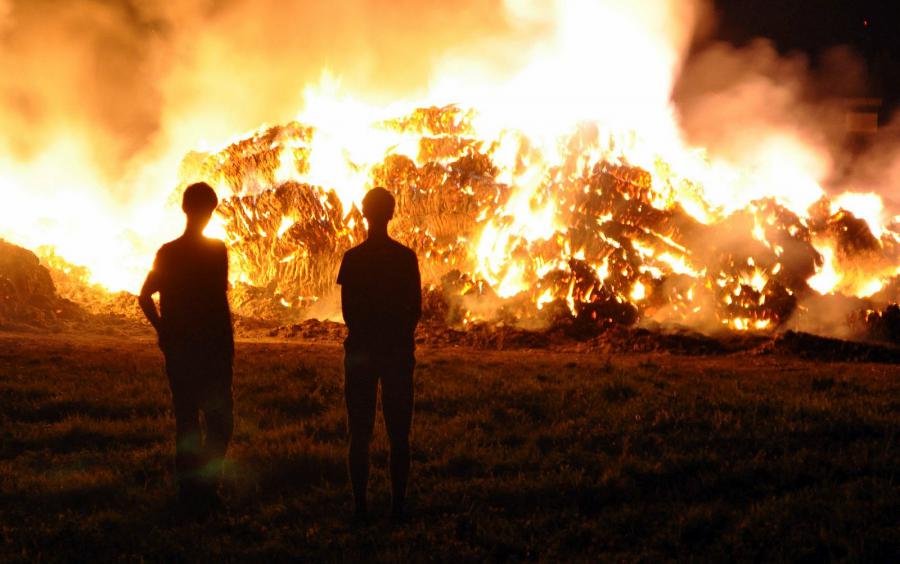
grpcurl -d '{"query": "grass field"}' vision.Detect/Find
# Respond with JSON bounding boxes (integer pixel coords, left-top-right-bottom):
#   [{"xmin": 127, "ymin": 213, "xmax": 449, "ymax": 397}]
[{"xmin": 0, "ymin": 330, "xmax": 898, "ymax": 562}]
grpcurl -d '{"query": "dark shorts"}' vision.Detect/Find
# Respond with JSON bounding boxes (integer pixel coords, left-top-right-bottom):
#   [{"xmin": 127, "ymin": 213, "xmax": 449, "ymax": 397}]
[
  {"xmin": 344, "ymin": 350, "xmax": 415, "ymax": 445},
  {"xmin": 163, "ymin": 346, "xmax": 233, "ymax": 416}
]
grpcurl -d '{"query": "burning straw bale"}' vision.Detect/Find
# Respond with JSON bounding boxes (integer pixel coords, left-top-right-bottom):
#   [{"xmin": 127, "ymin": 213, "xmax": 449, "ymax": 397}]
[
  {"xmin": 179, "ymin": 122, "xmax": 314, "ymax": 195},
  {"xmin": 218, "ymin": 182, "xmax": 358, "ymax": 313},
  {"xmin": 382, "ymin": 105, "xmax": 475, "ymax": 136},
  {"xmin": 564, "ymin": 165, "xmax": 815, "ymax": 328}
]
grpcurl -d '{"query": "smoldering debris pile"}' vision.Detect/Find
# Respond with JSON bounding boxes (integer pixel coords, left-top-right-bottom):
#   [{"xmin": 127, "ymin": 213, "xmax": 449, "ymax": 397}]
[
  {"xmin": 0, "ymin": 239, "xmax": 83, "ymax": 328},
  {"xmin": 770, "ymin": 330, "xmax": 900, "ymax": 363},
  {"xmin": 262, "ymin": 318, "xmax": 900, "ymax": 362}
]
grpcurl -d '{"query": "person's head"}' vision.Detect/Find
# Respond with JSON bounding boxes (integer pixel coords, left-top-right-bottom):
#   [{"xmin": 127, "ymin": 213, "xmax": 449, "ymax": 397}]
[
  {"xmin": 362, "ymin": 187, "xmax": 395, "ymax": 231},
  {"xmin": 181, "ymin": 182, "xmax": 218, "ymax": 231}
]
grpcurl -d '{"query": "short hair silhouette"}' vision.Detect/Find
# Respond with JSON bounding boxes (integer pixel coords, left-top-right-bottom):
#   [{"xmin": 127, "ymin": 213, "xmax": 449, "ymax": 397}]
[
  {"xmin": 182, "ymin": 182, "xmax": 218, "ymax": 215},
  {"xmin": 140, "ymin": 180, "xmax": 233, "ymax": 515},
  {"xmin": 337, "ymin": 184, "xmax": 421, "ymax": 522},
  {"xmin": 362, "ymin": 187, "xmax": 395, "ymax": 225}
]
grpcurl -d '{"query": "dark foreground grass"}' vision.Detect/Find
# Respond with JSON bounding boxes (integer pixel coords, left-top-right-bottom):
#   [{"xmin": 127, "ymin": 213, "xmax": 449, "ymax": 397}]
[{"xmin": 0, "ymin": 331, "xmax": 897, "ymax": 562}]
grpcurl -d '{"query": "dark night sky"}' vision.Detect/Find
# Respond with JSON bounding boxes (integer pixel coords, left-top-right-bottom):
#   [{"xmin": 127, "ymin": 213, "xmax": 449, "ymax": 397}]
[{"xmin": 710, "ymin": 0, "xmax": 900, "ymax": 114}]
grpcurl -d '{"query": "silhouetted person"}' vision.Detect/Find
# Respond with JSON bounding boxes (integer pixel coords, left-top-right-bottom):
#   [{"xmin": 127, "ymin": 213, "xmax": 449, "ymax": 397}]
[
  {"xmin": 337, "ymin": 187, "xmax": 422, "ymax": 521},
  {"xmin": 139, "ymin": 182, "xmax": 234, "ymax": 513}
]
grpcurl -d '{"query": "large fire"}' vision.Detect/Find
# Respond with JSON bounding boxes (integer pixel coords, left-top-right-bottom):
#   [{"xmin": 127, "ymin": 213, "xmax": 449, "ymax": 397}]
[
  {"xmin": 0, "ymin": 0, "xmax": 898, "ymax": 335},
  {"xmin": 176, "ymin": 105, "xmax": 899, "ymax": 334}
]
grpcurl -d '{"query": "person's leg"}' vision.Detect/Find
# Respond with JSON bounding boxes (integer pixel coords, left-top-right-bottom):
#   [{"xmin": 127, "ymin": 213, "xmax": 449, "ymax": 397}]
[
  {"xmin": 381, "ymin": 353, "xmax": 415, "ymax": 518},
  {"xmin": 165, "ymin": 354, "xmax": 202, "ymax": 502},
  {"xmin": 199, "ymin": 359, "xmax": 234, "ymax": 496},
  {"xmin": 345, "ymin": 351, "xmax": 378, "ymax": 516}
]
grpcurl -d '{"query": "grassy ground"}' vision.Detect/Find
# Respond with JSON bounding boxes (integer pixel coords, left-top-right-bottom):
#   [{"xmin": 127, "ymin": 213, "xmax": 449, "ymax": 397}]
[{"xmin": 0, "ymin": 331, "xmax": 897, "ymax": 562}]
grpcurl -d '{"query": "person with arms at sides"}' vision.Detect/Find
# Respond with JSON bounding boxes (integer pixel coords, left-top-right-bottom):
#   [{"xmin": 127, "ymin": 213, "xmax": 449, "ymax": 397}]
[
  {"xmin": 139, "ymin": 182, "xmax": 234, "ymax": 515},
  {"xmin": 337, "ymin": 187, "xmax": 422, "ymax": 523}
]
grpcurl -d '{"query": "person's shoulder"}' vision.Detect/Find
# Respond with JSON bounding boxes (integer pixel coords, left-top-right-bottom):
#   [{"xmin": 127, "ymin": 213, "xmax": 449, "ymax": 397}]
[
  {"xmin": 390, "ymin": 239, "xmax": 418, "ymax": 261},
  {"xmin": 153, "ymin": 239, "xmax": 183, "ymax": 271},
  {"xmin": 337, "ymin": 243, "xmax": 364, "ymax": 284},
  {"xmin": 342, "ymin": 241, "xmax": 366, "ymax": 261},
  {"xmin": 338, "ymin": 243, "xmax": 363, "ymax": 272},
  {"xmin": 156, "ymin": 239, "xmax": 180, "ymax": 257},
  {"xmin": 204, "ymin": 237, "xmax": 228, "ymax": 253}
]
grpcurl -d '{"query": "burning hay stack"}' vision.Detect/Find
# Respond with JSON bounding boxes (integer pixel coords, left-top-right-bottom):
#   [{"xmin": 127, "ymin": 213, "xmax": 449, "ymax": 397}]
[{"xmin": 175, "ymin": 106, "xmax": 900, "ymax": 342}]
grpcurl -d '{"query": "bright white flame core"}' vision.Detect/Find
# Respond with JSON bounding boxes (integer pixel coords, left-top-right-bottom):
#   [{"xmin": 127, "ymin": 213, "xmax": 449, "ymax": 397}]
[{"xmin": 832, "ymin": 192, "xmax": 886, "ymax": 239}]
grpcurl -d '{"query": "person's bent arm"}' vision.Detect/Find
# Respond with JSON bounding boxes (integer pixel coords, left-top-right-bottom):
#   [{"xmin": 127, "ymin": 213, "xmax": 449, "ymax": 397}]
[
  {"xmin": 138, "ymin": 270, "xmax": 162, "ymax": 333},
  {"xmin": 341, "ymin": 284, "xmax": 365, "ymax": 332},
  {"xmin": 405, "ymin": 254, "xmax": 422, "ymax": 332},
  {"xmin": 218, "ymin": 242, "xmax": 230, "ymax": 295},
  {"xmin": 412, "ymin": 257, "xmax": 422, "ymax": 325},
  {"xmin": 338, "ymin": 254, "xmax": 364, "ymax": 332}
]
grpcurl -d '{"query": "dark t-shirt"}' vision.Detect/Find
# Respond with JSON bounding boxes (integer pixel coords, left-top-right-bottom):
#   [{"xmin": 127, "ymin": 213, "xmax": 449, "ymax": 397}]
[
  {"xmin": 337, "ymin": 237, "xmax": 421, "ymax": 354},
  {"xmin": 147, "ymin": 236, "xmax": 233, "ymax": 356}
]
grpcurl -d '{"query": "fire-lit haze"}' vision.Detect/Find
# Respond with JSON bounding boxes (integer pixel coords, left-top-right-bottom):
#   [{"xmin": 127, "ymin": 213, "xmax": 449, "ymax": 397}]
[{"xmin": 0, "ymin": 0, "xmax": 897, "ymax": 334}]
